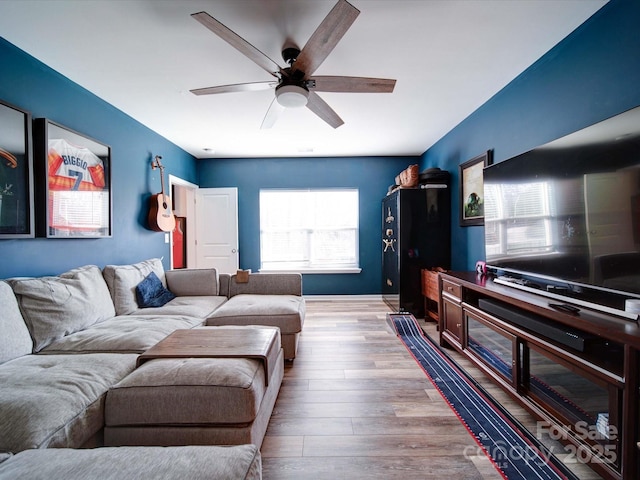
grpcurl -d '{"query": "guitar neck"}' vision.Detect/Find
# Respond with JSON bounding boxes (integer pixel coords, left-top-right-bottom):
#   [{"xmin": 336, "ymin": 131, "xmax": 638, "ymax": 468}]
[
  {"xmin": 154, "ymin": 156, "xmax": 169, "ymax": 199},
  {"xmin": 159, "ymin": 166, "xmax": 167, "ymax": 198}
]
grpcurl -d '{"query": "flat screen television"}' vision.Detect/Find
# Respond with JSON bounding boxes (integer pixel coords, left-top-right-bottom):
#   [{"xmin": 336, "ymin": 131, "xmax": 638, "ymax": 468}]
[{"xmin": 483, "ymin": 105, "xmax": 640, "ymax": 320}]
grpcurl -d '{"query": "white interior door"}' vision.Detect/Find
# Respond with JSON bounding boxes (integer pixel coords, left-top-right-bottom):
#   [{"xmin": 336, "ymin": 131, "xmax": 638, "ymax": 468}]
[{"xmin": 195, "ymin": 187, "xmax": 239, "ymax": 273}]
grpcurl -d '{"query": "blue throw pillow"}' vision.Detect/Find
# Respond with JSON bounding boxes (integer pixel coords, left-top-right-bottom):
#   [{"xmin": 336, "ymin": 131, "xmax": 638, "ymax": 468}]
[{"xmin": 135, "ymin": 271, "xmax": 176, "ymax": 308}]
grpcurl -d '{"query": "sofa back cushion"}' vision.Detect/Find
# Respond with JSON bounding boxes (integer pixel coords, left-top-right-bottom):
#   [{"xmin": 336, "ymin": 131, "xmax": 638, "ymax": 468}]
[
  {"xmin": 228, "ymin": 273, "xmax": 303, "ymax": 297},
  {"xmin": 218, "ymin": 273, "xmax": 230, "ymax": 297},
  {"xmin": 9, "ymin": 265, "xmax": 115, "ymax": 352},
  {"xmin": 0, "ymin": 280, "xmax": 33, "ymax": 363},
  {"xmin": 165, "ymin": 268, "xmax": 219, "ymax": 296},
  {"xmin": 102, "ymin": 258, "xmax": 166, "ymax": 315}
]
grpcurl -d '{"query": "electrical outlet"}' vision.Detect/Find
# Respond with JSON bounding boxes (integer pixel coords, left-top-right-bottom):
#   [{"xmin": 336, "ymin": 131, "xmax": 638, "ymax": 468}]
[{"xmin": 164, "ymin": 233, "xmax": 169, "ymax": 243}]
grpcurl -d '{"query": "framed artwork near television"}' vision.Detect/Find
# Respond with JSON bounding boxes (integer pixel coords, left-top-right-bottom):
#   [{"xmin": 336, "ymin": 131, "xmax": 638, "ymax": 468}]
[
  {"xmin": 459, "ymin": 150, "xmax": 492, "ymax": 226},
  {"xmin": 0, "ymin": 99, "xmax": 35, "ymax": 238},
  {"xmin": 34, "ymin": 118, "xmax": 112, "ymax": 238}
]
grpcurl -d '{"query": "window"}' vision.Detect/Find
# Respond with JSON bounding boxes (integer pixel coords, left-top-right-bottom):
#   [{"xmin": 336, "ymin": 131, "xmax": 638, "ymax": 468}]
[
  {"xmin": 484, "ymin": 181, "xmax": 554, "ymax": 258},
  {"xmin": 259, "ymin": 189, "xmax": 360, "ymax": 273}
]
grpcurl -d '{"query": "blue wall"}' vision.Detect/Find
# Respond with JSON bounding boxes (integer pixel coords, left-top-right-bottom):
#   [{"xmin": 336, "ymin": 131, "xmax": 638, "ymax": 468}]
[
  {"xmin": 0, "ymin": 38, "xmax": 198, "ymax": 278},
  {"xmin": 199, "ymin": 156, "xmax": 415, "ymax": 294},
  {"xmin": 422, "ymin": 0, "xmax": 640, "ymax": 271}
]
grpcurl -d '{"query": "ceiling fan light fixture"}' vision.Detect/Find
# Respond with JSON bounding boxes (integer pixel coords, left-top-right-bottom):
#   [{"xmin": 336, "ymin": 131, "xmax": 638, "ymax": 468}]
[{"xmin": 275, "ymin": 84, "xmax": 309, "ymax": 108}]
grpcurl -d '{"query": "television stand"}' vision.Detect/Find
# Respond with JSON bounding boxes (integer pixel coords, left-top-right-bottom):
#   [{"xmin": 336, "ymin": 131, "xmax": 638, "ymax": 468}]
[{"xmin": 439, "ymin": 271, "xmax": 640, "ymax": 480}]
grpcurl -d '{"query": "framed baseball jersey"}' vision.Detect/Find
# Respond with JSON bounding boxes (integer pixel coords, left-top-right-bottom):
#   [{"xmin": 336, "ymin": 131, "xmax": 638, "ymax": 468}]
[{"xmin": 34, "ymin": 119, "xmax": 112, "ymax": 238}]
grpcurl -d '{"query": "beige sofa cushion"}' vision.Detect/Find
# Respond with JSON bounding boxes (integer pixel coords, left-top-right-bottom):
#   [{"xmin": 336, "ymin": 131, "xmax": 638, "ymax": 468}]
[
  {"xmin": 41, "ymin": 315, "xmax": 204, "ymax": 354},
  {"xmin": 165, "ymin": 268, "xmax": 219, "ymax": 296},
  {"xmin": 228, "ymin": 273, "xmax": 302, "ymax": 296},
  {"xmin": 0, "ymin": 445, "xmax": 262, "ymax": 480},
  {"xmin": 9, "ymin": 265, "xmax": 115, "ymax": 352},
  {"xmin": 103, "ymin": 258, "xmax": 165, "ymax": 315},
  {"xmin": 0, "ymin": 353, "xmax": 137, "ymax": 452},
  {"xmin": 127, "ymin": 295, "xmax": 227, "ymax": 319},
  {"xmin": 0, "ymin": 281, "xmax": 33, "ymax": 363},
  {"xmin": 106, "ymin": 357, "xmax": 268, "ymax": 426},
  {"xmin": 207, "ymin": 294, "xmax": 305, "ymax": 334}
]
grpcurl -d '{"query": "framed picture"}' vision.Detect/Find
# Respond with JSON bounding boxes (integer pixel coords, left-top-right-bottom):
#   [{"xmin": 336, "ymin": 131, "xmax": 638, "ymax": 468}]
[
  {"xmin": 0, "ymin": 99, "xmax": 34, "ymax": 238},
  {"xmin": 34, "ymin": 119, "xmax": 112, "ymax": 238},
  {"xmin": 459, "ymin": 150, "xmax": 492, "ymax": 226}
]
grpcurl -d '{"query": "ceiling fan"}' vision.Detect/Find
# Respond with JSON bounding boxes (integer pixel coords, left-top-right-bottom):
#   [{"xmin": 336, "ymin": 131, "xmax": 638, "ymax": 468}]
[{"xmin": 190, "ymin": 0, "xmax": 396, "ymax": 129}]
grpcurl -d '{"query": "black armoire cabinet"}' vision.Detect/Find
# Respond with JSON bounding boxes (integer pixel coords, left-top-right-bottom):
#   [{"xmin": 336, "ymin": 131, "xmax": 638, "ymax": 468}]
[{"xmin": 382, "ymin": 179, "xmax": 450, "ymax": 317}]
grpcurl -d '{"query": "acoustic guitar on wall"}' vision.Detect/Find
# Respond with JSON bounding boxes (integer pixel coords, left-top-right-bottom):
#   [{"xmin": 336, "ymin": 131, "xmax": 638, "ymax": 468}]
[{"xmin": 148, "ymin": 155, "xmax": 176, "ymax": 232}]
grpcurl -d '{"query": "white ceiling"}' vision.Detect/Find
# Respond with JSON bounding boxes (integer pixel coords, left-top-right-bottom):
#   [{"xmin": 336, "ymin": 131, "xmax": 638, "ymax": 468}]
[{"xmin": 0, "ymin": 0, "xmax": 606, "ymax": 159}]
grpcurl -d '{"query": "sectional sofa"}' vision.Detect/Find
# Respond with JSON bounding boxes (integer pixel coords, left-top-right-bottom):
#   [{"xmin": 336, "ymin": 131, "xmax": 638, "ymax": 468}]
[{"xmin": 0, "ymin": 258, "xmax": 305, "ymax": 478}]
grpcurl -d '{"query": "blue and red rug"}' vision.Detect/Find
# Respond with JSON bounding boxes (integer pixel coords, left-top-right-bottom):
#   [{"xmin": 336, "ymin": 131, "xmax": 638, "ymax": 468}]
[{"xmin": 389, "ymin": 313, "xmax": 578, "ymax": 480}]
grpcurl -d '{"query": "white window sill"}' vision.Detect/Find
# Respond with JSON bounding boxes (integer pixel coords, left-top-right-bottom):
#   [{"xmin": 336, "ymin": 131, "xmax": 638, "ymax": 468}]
[{"xmin": 258, "ymin": 267, "xmax": 362, "ymax": 274}]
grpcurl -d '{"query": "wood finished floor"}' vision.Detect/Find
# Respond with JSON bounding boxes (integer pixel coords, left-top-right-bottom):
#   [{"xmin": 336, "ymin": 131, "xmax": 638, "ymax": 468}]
[{"xmin": 261, "ymin": 299, "xmax": 604, "ymax": 480}]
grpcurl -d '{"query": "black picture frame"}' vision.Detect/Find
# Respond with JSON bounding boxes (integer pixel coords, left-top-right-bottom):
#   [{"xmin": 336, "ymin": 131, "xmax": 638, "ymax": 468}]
[
  {"xmin": 34, "ymin": 118, "xmax": 112, "ymax": 238},
  {"xmin": 459, "ymin": 150, "xmax": 493, "ymax": 226},
  {"xmin": 0, "ymin": 99, "xmax": 34, "ymax": 238}
]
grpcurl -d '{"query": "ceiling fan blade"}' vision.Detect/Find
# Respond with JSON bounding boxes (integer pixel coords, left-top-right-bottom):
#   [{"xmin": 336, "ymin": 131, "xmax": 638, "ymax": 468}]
[
  {"xmin": 192, "ymin": 11, "xmax": 282, "ymax": 77},
  {"xmin": 306, "ymin": 91, "xmax": 344, "ymax": 129},
  {"xmin": 309, "ymin": 76, "xmax": 396, "ymax": 93},
  {"xmin": 261, "ymin": 98, "xmax": 285, "ymax": 129},
  {"xmin": 190, "ymin": 81, "xmax": 277, "ymax": 96},
  {"xmin": 291, "ymin": 0, "xmax": 360, "ymax": 78}
]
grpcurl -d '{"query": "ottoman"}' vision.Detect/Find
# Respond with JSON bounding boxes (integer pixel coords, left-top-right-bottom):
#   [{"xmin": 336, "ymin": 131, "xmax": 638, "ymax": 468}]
[
  {"xmin": 0, "ymin": 445, "xmax": 261, "ymax": 480},
  {"xmin": 104, "ymin": 326, "xmax": 284, "ymax": 449}
]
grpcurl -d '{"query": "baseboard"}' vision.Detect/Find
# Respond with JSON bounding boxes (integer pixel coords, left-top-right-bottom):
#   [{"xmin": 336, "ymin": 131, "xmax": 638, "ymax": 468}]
[{"xmin": 303, "ymin": 294, "xmax": 384, "ymax": 302}]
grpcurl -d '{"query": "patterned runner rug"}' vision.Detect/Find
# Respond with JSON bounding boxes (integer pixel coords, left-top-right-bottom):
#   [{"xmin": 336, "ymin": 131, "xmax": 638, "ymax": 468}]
[{"xmin": 389, "ymin": 313, "xmax": 578, "ymax": 480}]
